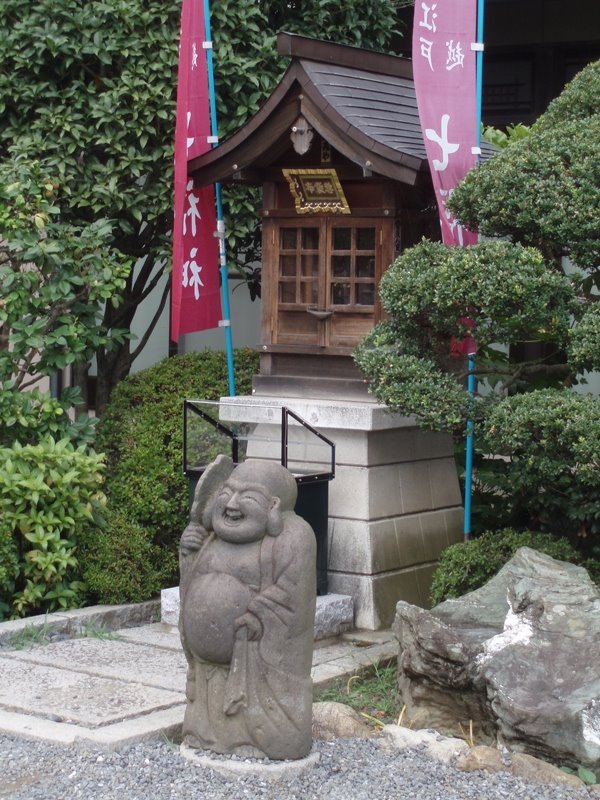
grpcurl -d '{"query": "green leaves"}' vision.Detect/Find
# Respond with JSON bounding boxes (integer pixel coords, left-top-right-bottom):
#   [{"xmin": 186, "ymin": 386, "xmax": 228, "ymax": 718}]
[
  {"xmin": 81, "ymin": 349, "xmax": 259, "ymax": 604},
  {"xmin": 0, "ymin": 0, "xmax": 402, "ymax": 403},
  {"xmin": 478, "ymin": 391, "xmax": 600, "ymax": 548},
  {"xmin": 430, "ymin": 529, "xmax": 589, "ymax": 605},
  {"xmin": 354, "ymin": 323, "xmax": 469, "ymax": 433},
  {"xmin": 378, "ymin": 239, "xmax": 575, "ymax": 353},
  {"xmin": 0, "ymin": 437, "xmax": 106, "ymax": 619},
  {"xmin": 0, "ymin": 158, "xmax": 131, "ymax": 403},
  {"xmin": 450, "ymin": 61, "xmax": 600, "ymax": 272},
  {"xmin": 355, "ymin": 239, "xmax": 577, "ymax": 435},
  {"xmin": 560, "ymin": 765, "xmax": 598, "ymax": 785}
]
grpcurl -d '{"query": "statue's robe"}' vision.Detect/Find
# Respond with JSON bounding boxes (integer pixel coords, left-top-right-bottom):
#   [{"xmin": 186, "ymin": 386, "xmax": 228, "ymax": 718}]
[{"xmin": 179, "ymin": 511, "xmax": 316, "ymax": 760}]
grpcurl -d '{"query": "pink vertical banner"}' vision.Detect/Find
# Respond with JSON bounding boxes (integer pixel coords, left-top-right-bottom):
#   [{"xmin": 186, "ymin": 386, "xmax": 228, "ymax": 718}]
[
  {"xmin": 171, "ymin": 0, "xmax": 221, "ymax": 341},
  {"xmin": 413, "ymin": 0, "xmax": 479, "ymax": 246}
]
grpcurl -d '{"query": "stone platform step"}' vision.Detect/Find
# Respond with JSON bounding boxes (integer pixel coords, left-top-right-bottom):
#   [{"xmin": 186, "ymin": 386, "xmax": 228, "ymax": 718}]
[{"xmin": 161, "ymin": 587, "xmax": 354, "ymax": 640}]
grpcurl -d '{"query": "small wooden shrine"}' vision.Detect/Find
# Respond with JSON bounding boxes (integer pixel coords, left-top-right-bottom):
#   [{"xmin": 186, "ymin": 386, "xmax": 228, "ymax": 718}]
[
  {"xmin": 189, "ymin": 32, "xmax": 440, "ymax": 398},
  {"xmin": 189, "ymin": 33, "xmax": 465, "ymax": 628}
]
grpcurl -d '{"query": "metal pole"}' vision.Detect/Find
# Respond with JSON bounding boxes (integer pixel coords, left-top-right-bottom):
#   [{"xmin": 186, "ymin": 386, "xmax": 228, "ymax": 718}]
[
  {"xmin": 203, "ymin": 0, "xmax": 235, "ymax": 396},
  {"xmin": 464, "ymin": 0, "xmax": 485, "ymax": 541},
  {"xmin": 464, "ymin": 354, "xmax": 476, "ymax": 539}
]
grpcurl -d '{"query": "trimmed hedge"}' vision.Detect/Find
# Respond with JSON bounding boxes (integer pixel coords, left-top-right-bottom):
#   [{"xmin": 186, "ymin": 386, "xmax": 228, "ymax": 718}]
[
  {"xmin": 84, "ymin": 349, "xmax": 259, "ymax": 604},
  {"xmin": 80, "ymin": 510, "xmax": 171, "ymax": 605},
  {"xmin": 430, "ymin": 528, "xmax": 599, "ymax": 606}
]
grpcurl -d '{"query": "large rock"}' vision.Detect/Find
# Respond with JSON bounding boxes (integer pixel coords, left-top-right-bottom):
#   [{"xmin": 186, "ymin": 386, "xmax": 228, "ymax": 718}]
[{"xmin": 394, "ymin": 547, "xmax": 600, "ymax": 770}]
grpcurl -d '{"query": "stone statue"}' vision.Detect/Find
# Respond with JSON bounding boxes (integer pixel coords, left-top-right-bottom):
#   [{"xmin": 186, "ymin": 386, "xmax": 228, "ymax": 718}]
[{"xmin": 179, "ymin": 455, "xmax": 316, "ymax": 761}]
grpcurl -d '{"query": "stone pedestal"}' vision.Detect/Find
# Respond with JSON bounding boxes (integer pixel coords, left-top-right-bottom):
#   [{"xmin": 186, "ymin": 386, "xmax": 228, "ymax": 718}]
[{"xmin": 219, "ymin": 396, "xmax": 463, "ymax": 630}]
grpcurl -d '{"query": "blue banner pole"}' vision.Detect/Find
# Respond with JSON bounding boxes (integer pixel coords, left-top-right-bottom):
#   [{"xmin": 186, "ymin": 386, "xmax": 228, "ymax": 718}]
[
  {"xmin": 463, "ymin": 355, "xmax": 476, "ymax": 540},
  {"xmin": 464, "ymin": 0, "xmax": 485, "ymax": 541},
  {"xmin": 203, "ymin": 0, "xmax": 235, "ymax": 396}
]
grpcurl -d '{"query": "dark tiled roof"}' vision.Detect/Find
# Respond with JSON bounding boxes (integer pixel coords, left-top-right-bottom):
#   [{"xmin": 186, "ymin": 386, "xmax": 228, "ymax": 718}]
[{"xmin": 300, "ymin": 60, "xmax": 427, "ymax": 161}]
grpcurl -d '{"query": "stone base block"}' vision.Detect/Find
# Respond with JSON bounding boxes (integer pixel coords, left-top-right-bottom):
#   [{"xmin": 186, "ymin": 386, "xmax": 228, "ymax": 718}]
[
  {"xmin": 161, "ymin": 586, "xmax": 180, "ymax": 627},
  {"xmin": 161, "ymin": 588, "xmax": 353, "ymax": 641},
  {"xmin": 328, "ymin": 563, "xmax": 438, "ymax": 630},
  {"xmin": 328, "ymin": 508, "xmax": 463, "ymax": 575}
]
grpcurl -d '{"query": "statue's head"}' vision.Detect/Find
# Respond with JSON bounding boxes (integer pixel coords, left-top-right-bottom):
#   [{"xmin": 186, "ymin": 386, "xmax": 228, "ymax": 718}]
[{"xmin": 209, "ymin": 460, "xmax": 298, "ymax": 544}]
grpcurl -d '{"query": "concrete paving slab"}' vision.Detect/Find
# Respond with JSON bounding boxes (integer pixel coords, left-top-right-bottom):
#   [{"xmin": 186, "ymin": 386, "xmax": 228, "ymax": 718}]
[
  {"xmin": 116, "ymin": 623, "xmax": 183, "ymax": 650},
  {"xmin": 0, "ymin": 655, "xmax": 184, "ymax": 727},
  {"xmin": 0, "ymin": 601, "xmax": 160, "ymax": 647},
  {"xmin": 312, "ymin": 641, "xmax": 356, "ymax": 666},
  {"xmin": 0, "ymin": 705, "xmax": 186, "ymax": 749},
  {"xmin": 80, "ymin": 705, "xmax": 186, "ymax": 748},
  {"xmin": 4, "ymin": 637, "xmax": 187, "ymax": 692}
]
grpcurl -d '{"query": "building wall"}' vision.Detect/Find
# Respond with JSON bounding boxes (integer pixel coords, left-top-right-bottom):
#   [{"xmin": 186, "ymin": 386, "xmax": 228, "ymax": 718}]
[{"xmin": 179, "ymin": 278, "xmax": 261, "ymax": 356}]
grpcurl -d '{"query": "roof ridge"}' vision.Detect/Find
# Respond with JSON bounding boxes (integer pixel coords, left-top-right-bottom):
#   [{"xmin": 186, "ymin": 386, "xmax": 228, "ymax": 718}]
[{"xmin": 276, "ymin": 32, "xmax": 413, "ymax": 80}]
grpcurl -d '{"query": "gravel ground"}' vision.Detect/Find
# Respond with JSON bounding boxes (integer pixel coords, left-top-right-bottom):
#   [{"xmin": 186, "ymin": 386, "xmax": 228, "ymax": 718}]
[{"xmin": 0, "ymin": 734, "xmax": 593, "ymax": 800}]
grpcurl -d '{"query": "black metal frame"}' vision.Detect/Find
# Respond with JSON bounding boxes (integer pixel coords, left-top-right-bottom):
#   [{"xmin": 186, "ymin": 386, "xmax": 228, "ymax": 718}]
[
  {"xmin": 183, "ymin": 400, "xmax": 240, "ymax": 475},
  {"xmin": 281, "ymin": 407, "xmax": 335, "ymax": 482},
  {"xmin": 183, "ymin": 400, "xmax": 335, "ymax": 480}
]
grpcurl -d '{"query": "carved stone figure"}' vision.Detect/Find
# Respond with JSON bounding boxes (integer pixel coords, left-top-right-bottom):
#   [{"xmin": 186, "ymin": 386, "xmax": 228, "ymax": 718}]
[{"xmin": 179, "ymin": 455, "xmax": 316, "ymax": 760}]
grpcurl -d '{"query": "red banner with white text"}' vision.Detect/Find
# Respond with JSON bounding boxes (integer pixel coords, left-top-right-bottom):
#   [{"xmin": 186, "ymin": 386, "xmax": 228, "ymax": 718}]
[
  {"xmin": 171, "ymin": 0, "xmax": 221, "ymax": 341},
  {"xmin": 413, "ymin": 0, "xmax": 479, "ymax": 246}
]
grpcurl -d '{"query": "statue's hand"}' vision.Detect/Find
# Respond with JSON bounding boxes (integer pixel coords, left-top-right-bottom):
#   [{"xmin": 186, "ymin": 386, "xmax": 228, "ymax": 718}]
[
  {"xmin": 180, "ymin": 522, "xmax": 208, "ymax": 556},
  {"xmin": 234, "ymin": 612, "xmax": 263, "ymax": 641}
]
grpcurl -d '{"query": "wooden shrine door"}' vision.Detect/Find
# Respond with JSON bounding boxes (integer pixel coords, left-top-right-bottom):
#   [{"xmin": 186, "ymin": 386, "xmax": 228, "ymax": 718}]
[{"xmin": 263, "ymin": 216, "xmax": 393, "ymax": 353}]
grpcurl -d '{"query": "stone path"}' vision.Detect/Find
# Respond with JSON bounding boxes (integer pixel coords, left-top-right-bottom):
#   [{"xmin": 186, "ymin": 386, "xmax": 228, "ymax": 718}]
[{"xmin": 0, "ymin": 605, "xmax": 396, "ymax": 750}]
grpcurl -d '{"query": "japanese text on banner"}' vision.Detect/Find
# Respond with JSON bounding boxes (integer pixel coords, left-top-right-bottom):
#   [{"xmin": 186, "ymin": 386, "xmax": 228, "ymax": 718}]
[
  {"xmin": 413, "ymin": 0, "xmax": 479, "ymax": 246},
  {"xmin": 171, "ymin": 0, "xmax": 221, "ymax": 341}
]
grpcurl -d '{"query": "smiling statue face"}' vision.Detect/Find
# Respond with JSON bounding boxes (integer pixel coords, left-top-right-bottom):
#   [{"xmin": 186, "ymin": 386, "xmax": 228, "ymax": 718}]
[{"xmin": 211, "ymin": 478, "xmax": 274, "ymax": 544}]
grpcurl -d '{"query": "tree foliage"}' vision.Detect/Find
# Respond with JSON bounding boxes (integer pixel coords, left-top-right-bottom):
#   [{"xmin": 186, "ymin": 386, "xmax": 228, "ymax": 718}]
[
  {"xmin": 355, "ymin": 239, "xmax": 577, "ymax": 430},
  {"xmin": 0, "ymin": 437, "xmax": 106, "ymax": 619},
  {"xmin": 84, "ymin": 348, "xmax": 260, "ymax": 604},
  {"xmin": 0, "ymin": 0, "xmax": 400, "ymax": 411},
  {"xmin": 430, "ymin": 529, "xmax": 595, "ymax": 605},
  {"xmin": 479, "ymin": 391, "xmax": 600, "ymax": 555},
  {"xmin": 0, "ymin": 157, "xmax": 130, "ymax": 445},
  {"xmin": 450, "ymin": 61, "xmax": 600, "ymax": 271}
]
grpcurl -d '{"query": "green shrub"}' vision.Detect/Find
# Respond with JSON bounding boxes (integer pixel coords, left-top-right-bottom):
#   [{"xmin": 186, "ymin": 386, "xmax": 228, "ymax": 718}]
[
  {"xmin": 0, "ymin": 437, "xmax": 105, "ymax": 619},
  {"xmin": 429, "ymin": 528, "xmax": 594, "ymax": 605},
  {"xmin": 87, "ymin": 349, "xmax": 259, "ymax": 603},
  {"xmin": 79, "ymin": 509, "xmax": 173, "ymax": 605},
  {"xmin": 477, "ymin": 390, "xmax": 600, "ymax": 557},
  {"xmin": 354, "ymin": 239, "xmax": 576, "ymax": 434},
  {"xmin": 0, "ymin": 385, "xmax": 97, "ymax": 448}
]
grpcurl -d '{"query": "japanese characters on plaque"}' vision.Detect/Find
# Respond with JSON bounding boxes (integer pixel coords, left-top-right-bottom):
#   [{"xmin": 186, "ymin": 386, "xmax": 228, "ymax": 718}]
[
  {"xmin": 413, "ymin": 0, "xmax": 479, "ymax": 246},
  {"xmin": 283, "ymin": 169, "xmax": 351, "ymax": 215}
]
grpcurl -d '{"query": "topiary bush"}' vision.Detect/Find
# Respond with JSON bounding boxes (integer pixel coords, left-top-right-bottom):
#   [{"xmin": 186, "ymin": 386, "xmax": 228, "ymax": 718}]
[
  {"xmin": 85, "ymin": 349, "xmax": 259, "ymax": 603},
  {"xmin": 429, "ymin": 528, "xmax": 597, "ymax": 605},
  {"xmin": 0, "ymin": 437, "xmax": 106, "ymax": 619},
  {"xmin": 354, "ymin": 239, "xmax": 576, "ymax": 434},
  {"xmin": 79, "ymin": 509, "xmax": 172, "ymax": 605},
  {"xmin": 477, "ymin": 390, "xmax": 600, "ymax": 558}
]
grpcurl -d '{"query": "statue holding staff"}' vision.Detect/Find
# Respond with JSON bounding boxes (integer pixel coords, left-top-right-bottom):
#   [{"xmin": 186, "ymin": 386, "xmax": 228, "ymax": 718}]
[{"xmin": 179, "ymin": 455, "xmax": 316, "ymax": 761}]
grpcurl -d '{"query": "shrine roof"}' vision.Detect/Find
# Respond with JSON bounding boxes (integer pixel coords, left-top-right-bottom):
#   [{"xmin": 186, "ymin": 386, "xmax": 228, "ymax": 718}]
[
  {"xmin": 189, "ymin": 34, "xmax": 426, "ymax": 187},
  {"xmin": 189, "ymin": 33, "xmax": 494, "ymax": 188}
]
